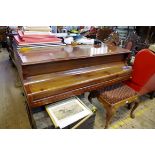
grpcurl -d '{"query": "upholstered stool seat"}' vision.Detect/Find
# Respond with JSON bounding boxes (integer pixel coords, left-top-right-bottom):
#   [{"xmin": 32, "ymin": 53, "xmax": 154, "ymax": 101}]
[{"xmin": 99, "ymin": 83, "xmax": 137, "ymax": 105}]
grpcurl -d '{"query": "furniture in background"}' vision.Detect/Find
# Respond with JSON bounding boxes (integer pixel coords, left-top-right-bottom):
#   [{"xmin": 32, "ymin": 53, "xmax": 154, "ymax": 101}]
[
  {"xmin": 88, "ymin": 49, "xmax": 155, "ymax": 128},
  {"xmin": 105, "ymin": 31, "xmax": 120, "ymax": 46},
  {"xmin": 124, "ymin": 31, "xmax": 140, "ymax": 51},
  {"xmin": 84, "ymin": 26, "xmax": 98, "ymax": 39},
  {"xmin": 96, "ymin": 28, "xmax": 113, "ymax": 42},
  {"xmin": 116, "ymin": 26, "xmax": 131, "ymax": 41},
  {"xmin": 0, "ymin": 26, "xmax": 7, "ymax": 48},
  {"xmin": 136, "ymin": 26, "xmax": 155, "ymax": 44},
  {"xmin": 99, "ymin": 26, "xmax": 135, "ymax": 47},
  {"xmin": 125, "ymin": 31, "xmax": 149, "ymax": 52}
]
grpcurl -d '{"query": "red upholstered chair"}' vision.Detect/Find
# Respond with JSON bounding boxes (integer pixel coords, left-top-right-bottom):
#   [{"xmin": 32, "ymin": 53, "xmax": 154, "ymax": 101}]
[
  {"xmin": 125, "ymin": 49, "xmax": 155, "ymax": 94},
  {"xmin": 88, "ymin": 49, "xmax": 155, "ymax": 128}
]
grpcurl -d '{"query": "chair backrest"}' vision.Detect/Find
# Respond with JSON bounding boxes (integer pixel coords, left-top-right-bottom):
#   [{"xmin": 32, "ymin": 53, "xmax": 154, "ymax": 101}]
[
  {"xmin": 131, "ymin": 49, "xmax": 155, "ymax": 91},
  {"xmin": 139, "ymin": 73, "xmax": 155, "ymax": 95}
]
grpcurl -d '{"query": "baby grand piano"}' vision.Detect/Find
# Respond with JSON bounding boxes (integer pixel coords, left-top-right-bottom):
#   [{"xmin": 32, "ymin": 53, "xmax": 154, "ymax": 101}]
[{"xmin": 13, "ymin": 44, "xmax": 132, "ymax": 108}]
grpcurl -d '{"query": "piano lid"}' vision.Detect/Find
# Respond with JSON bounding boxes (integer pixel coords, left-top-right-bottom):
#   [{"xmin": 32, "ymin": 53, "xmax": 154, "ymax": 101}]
[{"xmin": 17, "ymin": 44, "xmax": 130, "ymax": 65}]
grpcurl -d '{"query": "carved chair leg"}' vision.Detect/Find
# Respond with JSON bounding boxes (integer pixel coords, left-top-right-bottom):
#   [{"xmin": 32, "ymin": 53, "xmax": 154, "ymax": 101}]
[
  {"xmin": 149, "ymin": 91, "xmax": 155, "ymax": 99},
  {"xmin": 105, "ymin": 108, "xmax": 116, "ymax": 129},
  {"xmin": 130, "ymin": 101, "xmax": 139, "ymax": 119}
]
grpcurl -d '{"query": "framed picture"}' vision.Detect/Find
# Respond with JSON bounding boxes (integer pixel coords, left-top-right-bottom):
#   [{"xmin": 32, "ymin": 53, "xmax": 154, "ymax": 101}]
[{"xmin": 46, "ymin": 96, "xmax": 92, "ymax": 129}]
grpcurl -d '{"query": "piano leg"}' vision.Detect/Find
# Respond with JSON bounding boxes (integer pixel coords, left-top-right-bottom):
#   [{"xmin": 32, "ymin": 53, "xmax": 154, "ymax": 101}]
[
  {"xmin": 88, "ymin": 93, "xmax": 93, "ymax": 103},
  {"xmin": 88, "ymin": 91, "xmax": 99, "ymax": 103},
  {"xmin": 24, "ymin": 101, "xmax": 36, "ymax": 129}
]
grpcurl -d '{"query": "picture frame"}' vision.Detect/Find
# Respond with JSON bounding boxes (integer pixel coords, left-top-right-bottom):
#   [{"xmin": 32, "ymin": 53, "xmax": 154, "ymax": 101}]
[{"xmin": 46, "ymin": 96, "xmax": 92, "ymax": 129}]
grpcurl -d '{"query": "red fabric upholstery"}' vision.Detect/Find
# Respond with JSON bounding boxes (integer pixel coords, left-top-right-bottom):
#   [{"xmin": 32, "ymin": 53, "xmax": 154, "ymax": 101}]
[
  {"xmin": 125, "ymin": 49, "xmax": 155, "ymax": 94},
  {"xmin": 140, "ymin": 73, "xmax": 155, "ymax": 95}
]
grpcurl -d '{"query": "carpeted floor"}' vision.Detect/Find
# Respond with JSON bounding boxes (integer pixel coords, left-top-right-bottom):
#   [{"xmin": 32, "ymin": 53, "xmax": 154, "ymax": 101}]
[{"xmin": 0, "ymin": 48, "xmax": 155, "ymax": 129}]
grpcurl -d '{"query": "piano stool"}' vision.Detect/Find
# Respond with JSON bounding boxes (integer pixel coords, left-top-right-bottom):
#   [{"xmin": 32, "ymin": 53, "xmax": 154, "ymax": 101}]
[{"xmin": 88, "ymin": 82, "xmax": 139, "ymax": 129}]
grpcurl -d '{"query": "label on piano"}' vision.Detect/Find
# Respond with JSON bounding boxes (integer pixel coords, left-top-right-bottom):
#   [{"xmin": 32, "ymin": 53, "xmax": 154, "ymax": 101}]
[{"xmin": 122, "ymin": 66, "xmax": 132, "ymax": 70}]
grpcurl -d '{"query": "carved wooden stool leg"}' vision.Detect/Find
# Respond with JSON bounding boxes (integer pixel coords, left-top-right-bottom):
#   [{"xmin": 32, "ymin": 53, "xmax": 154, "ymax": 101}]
[
  {"xmin": 127, "ymin": 103, "xmax": 132, "ymax": 110},
  {"xmin": 130, "ymin": 101, "xmax": 139, "ymax": 119},
  {"xmin": 105, "ymin": 108, "xmax": 116, "ymax": 129},
  {"xmin": 127, "ymin": 102, "xmax": 134, "ymax": 110}
]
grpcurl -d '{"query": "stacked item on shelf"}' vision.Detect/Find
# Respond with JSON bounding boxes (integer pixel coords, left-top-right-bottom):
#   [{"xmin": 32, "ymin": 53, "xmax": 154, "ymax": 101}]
[
  {"xmin": 22, "ymin": 26, "xmax": 51, "ymax": 32},
  {"xmin": 0, "ymin": 26, "xmax": 7, "ymax": 47},
  {"xmin": 0, "ymin": 26, "xmax": 7, "ymax": 40},
  {"xmin": 13, "ymin": 26, "xmax": 65, "ymax": 48}
]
